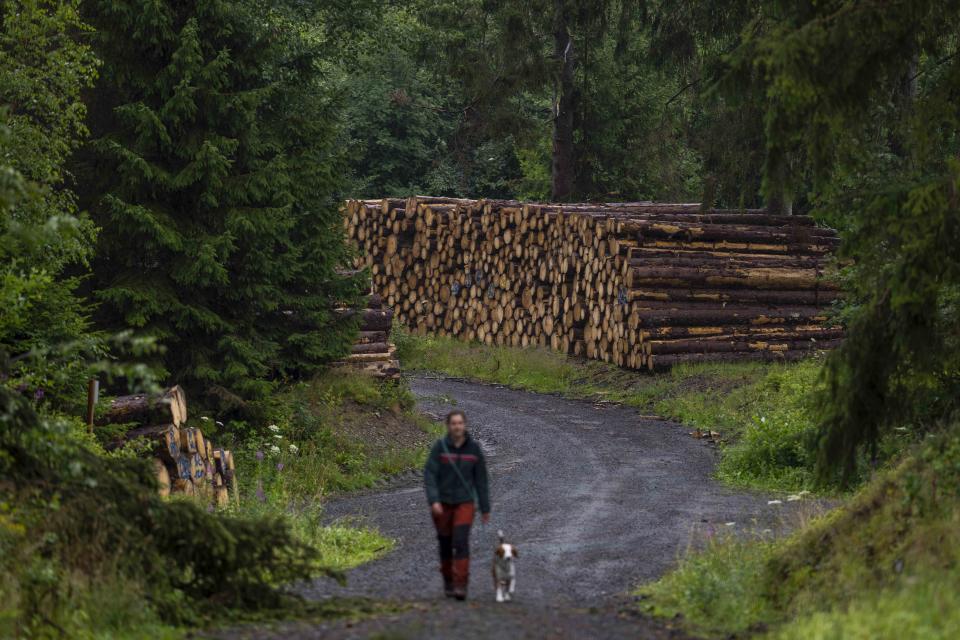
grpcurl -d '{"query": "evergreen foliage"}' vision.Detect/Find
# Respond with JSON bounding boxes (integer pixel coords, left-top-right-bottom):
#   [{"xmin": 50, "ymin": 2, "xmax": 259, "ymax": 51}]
[
  {"xmin": 714, "ymin": 0, "xmax": 960, "ymax": 481},
  {"xmin": 75, "ymin": 0, "xmax": 362, "ymax": 409}
]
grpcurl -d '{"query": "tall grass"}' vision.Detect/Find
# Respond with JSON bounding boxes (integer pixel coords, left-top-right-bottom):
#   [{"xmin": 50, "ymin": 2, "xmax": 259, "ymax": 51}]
[{"xmin": 639, "ymin": 429, "xmax": 960, "ymax": 639}]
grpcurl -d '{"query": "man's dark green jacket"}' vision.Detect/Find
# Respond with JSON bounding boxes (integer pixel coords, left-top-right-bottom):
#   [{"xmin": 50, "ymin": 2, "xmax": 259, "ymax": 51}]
[{"xmin": 423, "ymin": 433, "xmax": 490, "ymax": 514}]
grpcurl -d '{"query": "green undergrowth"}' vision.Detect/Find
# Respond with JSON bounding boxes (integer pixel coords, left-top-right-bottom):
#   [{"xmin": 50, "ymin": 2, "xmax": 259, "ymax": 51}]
[
  {"xmin": 394, "ymin": 329, "xmax": 826, "ymax": 492},
  {"xmin": 230, "ymin": 368, "xmax": 444, "ymax": 501},
  {"xmin": 0, "ymin": 369, "xmax": 436, "ymax": 638},
  {"xmin": 638, "ymin": 428, "xmax": 960, "ymax": 639}
]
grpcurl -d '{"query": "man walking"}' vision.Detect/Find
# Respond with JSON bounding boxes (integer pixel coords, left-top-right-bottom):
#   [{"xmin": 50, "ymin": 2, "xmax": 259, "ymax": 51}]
[{"xmin": 423, "ymin": 409, "xmax": 491, "ymax": 600}]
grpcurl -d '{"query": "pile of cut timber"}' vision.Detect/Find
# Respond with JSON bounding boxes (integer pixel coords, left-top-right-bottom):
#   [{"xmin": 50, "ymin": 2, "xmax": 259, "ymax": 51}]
[
  {"xmin": 344, "ymin": 197, "xmax": 841, "ymax": 370},
  {"xmin": 334, "ymin": 291, "xmax": 401, "ymax": 379},
  {"xmin": 101, "ymin": 386, "xmax": 238, "ymax": 505}
]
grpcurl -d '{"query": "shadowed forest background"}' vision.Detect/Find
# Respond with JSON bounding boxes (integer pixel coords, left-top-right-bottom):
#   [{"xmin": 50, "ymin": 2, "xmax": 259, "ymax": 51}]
[{"xmin": 2, "ymin": 0, "xmax": 960, "ymax": 638}]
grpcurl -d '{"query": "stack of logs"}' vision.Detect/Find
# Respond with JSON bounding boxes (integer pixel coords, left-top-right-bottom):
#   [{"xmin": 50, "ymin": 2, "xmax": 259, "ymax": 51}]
[
  {"xmin": 101, "ymin": 386, "xmax": 238, "ymax": 505},
  {"xmin": 334, "ymin": 292, "xmax": 401, "ymax": 379},
  {"xmin": 343, "ymin": 197, "xmax": 842, "ymax": 370}
]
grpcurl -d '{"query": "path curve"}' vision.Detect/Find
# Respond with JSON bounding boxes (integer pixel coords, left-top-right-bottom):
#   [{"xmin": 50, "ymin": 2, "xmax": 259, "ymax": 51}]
[{"xmin": 230, "ymin": 376, "xmax": 802, "ymax": 639}]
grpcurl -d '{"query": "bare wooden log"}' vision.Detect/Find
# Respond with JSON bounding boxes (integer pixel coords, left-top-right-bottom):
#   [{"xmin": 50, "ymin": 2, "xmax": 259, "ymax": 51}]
[
  {"xmin": 342, "ymin": 196, "xmax": 842, "ymax": 371},
  {"xmin": 152, "ymin": 458, "xmax": 171, "ymax": 498}
]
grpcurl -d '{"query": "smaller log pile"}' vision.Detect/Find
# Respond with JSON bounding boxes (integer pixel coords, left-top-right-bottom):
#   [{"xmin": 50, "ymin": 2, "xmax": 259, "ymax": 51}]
[
  {"xmin": 344, "ymin": 197, "xmax": 842, "ymax": 370},
  {"xmin": 101, "ymin": 386, "xmax": 237, "ymax": 506},
  {"xmin": 334, "ymin": 292, "xmax": 401, "ymax": 379}
]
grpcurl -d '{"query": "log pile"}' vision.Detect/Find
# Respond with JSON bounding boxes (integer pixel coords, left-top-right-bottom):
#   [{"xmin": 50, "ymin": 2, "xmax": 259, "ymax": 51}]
[
  {"xmin": 334, "ymin": 292, "xmax": 401, "ymax": 379},
  {"xmin": 101, "ymin": 386, "xmax": 237, "ymax": 505},
  {"xmin": 343, "ymin": 197, "xmax": 841, "ymax": 370}
]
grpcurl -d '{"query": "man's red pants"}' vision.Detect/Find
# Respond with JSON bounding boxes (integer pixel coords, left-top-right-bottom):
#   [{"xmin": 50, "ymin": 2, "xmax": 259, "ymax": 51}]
[{"xmin": 432, "ymin": 502, "xmax": 475, "ymax": 588}]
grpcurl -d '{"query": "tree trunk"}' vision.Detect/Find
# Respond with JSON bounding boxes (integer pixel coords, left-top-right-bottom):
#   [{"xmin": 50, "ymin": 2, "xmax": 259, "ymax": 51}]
[
  {"xmin": 765, "ymin": 155, "xmax": 793, "ymax": 215},
  {"xmin": 551, "ymin": 0, "xmax": 575, "ymax": 201}
]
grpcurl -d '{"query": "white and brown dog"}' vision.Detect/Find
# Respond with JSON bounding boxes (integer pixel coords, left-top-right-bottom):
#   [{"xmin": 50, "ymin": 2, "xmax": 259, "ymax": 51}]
[{"xmin": 492, "ymin": 530, "xmax": 518, "ymax": 602}]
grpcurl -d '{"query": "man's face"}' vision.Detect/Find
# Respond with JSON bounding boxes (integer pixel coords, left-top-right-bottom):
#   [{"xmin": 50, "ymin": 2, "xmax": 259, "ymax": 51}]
[{"xmin": 447, "ymin": 414, "xmax": 466, "ymax": 439}]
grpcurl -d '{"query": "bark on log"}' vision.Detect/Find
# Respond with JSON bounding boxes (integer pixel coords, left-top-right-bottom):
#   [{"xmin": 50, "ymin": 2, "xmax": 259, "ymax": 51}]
[
  {"xmin": 350, "ymin": 341, "xmax": 392, "ymax": 355},
  {"xmin": 646, "ymin": 337, "xmax": 843, "ymax": 355},
  {"xmin": 625, "ymin": 287, "xmax": 840, "ymax": 306},
  {"xmin": 98, "ymin": 386, "xmax": 187, "ymax": 427},
  {"xmin": 619, "ymin": 220, "xmax": 838, "ymax": 243},
  {"xmin": 640, "ymin": 325, "xmax": 843, "ymax": 340},
  {"xmin": 111, "ymin": 424, "xmax": 182, "ymax": 462},
  {"xmin": 634, "ymin": 307, "xmax": 829, "ymax": 327},
  {"xmin": 626, "ymin": 266, "xmax": 838, "ymax": 290}
]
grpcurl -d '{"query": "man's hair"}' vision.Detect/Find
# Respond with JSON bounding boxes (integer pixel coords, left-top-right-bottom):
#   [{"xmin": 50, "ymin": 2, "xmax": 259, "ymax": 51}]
[{"xmin": 445, "ymin": 409, "xmax": 466, "ymax": 425}]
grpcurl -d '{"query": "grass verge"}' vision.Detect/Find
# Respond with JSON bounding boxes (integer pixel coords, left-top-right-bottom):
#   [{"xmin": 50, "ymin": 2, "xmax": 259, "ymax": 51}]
[{"xmin": 638, "ymin": 428, "xmax": 960, "ymax": 639}]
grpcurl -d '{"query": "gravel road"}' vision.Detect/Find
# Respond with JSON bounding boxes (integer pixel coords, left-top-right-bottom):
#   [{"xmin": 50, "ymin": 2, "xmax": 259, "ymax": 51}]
[{"xmin": 220, "ymin": 376, "xmax": 806, "ymax": 639}]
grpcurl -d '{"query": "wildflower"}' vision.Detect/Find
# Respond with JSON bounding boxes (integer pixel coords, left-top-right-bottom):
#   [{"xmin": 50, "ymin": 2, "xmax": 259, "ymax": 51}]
[
  {"xmin": 255, "ymin": 481, "xmax": 266, "ymax": 503},
  {"xmin": 760, "ymin": 416, "xmax": 766, "ymax": 424},
  {"xmin": 215, "ymin": 420, "xmax": 224, "ymax": 427},
  {"xmin": 34, "ymin": 388, "xmax": 44, "ymax": 401},
  {"xmin": 767, "ymin": 499, "xmax": 783, "ymax": 505},
  {"xmin": 289, "ymin": 444, "xmax": 299, "ymax": 454},
  {"xmin": 276, "ymin": 462, "xmax": 284, "ymax": 472},
  {"xmin": 200, "ymin": 416, "xmax": 210, "ymax": 421},
  {"xmin": 724, "ymin": 522, "xmax": 736, "ymax": 526},
  {"xmin": 255, "ymin": 450, "xmax": 265, "ymax": 461},
  {"xmin": 270, "ymin": 444, "xmax": 280, "ymax": 454},
  {"xmin": 273, "ymin": 434, "xmax": 282, "ymax": 439},
  {"xmin": 268, "ymin": 424, "xmax": 280, "ymax": 432}
]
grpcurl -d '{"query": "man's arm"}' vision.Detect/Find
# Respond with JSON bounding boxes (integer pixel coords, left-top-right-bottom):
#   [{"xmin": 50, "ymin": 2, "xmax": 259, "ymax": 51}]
[
  {"xmin": 424, "ymin": 441, "xmax": 442, "ymax": 508},
  {"xmin": 474, "ymin": 445, "xmax": 491, "ymax": 516}
]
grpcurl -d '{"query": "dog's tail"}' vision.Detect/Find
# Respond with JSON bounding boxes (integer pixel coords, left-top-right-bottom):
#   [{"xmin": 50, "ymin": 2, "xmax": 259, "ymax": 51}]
[{"xmin": 497, "ymin": 529, "xmax": 505, "ymax": 543}]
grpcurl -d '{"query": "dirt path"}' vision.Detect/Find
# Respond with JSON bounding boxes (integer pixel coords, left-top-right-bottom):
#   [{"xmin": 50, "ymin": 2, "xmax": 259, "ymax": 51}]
[{"xmin": 222, "ymin": 376, "xmax": 806, "ymax": 639}]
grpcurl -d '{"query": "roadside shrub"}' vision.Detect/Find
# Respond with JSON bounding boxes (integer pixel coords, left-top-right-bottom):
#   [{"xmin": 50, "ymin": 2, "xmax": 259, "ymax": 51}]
[
  {"xmin": 0, "ymin": 387, "xmax": 331, "ymax": 635},
  {"xmin": 640, "ymin": 426, "xmax": 960, "ymax": 638}
]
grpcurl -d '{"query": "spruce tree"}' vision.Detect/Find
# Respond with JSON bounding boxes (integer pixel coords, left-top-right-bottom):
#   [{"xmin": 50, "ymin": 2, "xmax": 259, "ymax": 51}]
[{"xmin": 76, "ymin": 0, "xmax": 360, "ymax": 408}]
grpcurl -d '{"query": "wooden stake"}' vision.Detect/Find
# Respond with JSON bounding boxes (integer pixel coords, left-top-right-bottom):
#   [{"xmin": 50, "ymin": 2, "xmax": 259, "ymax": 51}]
[{"xmin": 86, "ymin": 378, "xmax": 99, "ymax": 432}]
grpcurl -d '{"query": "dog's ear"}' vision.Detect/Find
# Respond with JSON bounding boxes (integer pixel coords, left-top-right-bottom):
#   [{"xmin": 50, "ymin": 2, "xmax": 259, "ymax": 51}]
[
  {"xmin": 495, "ymin": 547, "xmax": 505, "ymax": 558},
  {"xmin": 512, "ymin": 546, "xmax": 518, "ymax": 558}
]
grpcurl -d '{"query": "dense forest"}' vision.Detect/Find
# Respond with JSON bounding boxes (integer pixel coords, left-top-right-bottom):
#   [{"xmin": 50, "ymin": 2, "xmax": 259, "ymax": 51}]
[{"xmin": 3, "ymin": 0, "xmax": 960, "ymax": 638}]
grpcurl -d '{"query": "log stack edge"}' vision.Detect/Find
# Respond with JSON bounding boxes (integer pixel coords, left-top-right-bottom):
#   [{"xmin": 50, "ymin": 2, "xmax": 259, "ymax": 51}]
[
  {"xmin": 343, "ymin": 197, "xmax": 842, "ymax": 370},
  {"xmin": 100, "ymin": 386, "xmax": 238, "ymax": 504}
]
